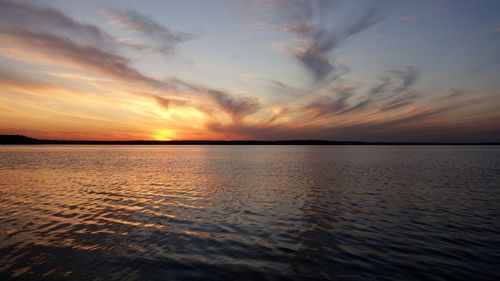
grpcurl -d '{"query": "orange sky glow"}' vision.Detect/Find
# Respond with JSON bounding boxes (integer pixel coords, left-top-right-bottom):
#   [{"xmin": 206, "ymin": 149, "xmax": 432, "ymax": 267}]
[{"xmin": 1, "ymin": 0, "xmax": 499, "ymax": 141}]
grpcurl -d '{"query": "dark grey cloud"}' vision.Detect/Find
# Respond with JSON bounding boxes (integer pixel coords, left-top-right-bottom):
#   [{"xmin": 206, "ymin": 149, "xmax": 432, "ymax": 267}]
[
  {"xmin": 381, "ymin": 99, "xmax": 413, "ymax": 111},
  {"xmin": 430, "ymin": 88, "xmax": 464, "ymax": 102},
  {"xmin": 105, "ymin": 9, "xmax": 196, "ymax": 55},
  {"xmin": 343, "ymin": 98, "xmax": 372, "ymax": 113},
  {"xmin": 374, "ymin": 67, "xmax": 420, "ymax": 110},
  {"xmin": 1, "ymin": 24, "xmax": 254, "ymax": 117},
  {"xmin": 445, "ymin": 89, "xmax": 463, "ymax": 99},
  {"xmin": 267, "ymin": 107, "xmax": 291, "ymax": 124},
  {"xmin": 368, "ymin": 77, "xmax": 393, "ymax": 95},
  {"xmin": 116, "ymin": 38, "xmax": 150, "ymax": 51},
  {"xmin": 243, "ymin": 0, "xmax": 317, "ymax": 27},
  {"xmin": 0, "ymin": 8, "xmax": 252, "ymax": 117},
  {"xmin": 152, "ymin": 95, "xmax": 171, "ymax": 109},
  {"xmin": 359, "ymin": 66, "xmax": 421, "ymax": 112},
  {"xmin": 381, "ymin": 92, "xmax": 420, "ymax": 111},
  {"xmin": 0, "ymin": 27, "xmax": 170, "ymax": 89},
  {"xmin": 207, "ymin": 90, "xmax": 260, "ymax": 123},
  {"xmin": 283, "ymin": 21, "xmax": 318, "ymax": 35},
  {"xmin": 208, "ymin": 98, "xmax": 500, "ymax": 142},
  {"xmin": 389, "ymin": 66, "xmax": 420, "ymax": 95},
  {"xmin": 305, "ymin": 92, "xmax": 352, "ymax": 116},
  {"xmin": 302, "ymin": 65, "xmax": 420, "ymax": 117},
  {"xmin": 149, "ymin": 94, "xmax": 188, "ymax": 110},
  {"xmin": 310, "ymin": 92, "xmax": 371, "ymax": 116},
  {"xmin": 203, "ymin": 106, "xmax": 479, "ymax": 142},
  {"xmin": 368, "ymin": 66, "xmax": 419, "ymax": 99},
  {"xmin": 0, "ymin": 69, "xmax": 57, "ymax": 95},
  {"xmin": 205, "ymin": 121, "xmax": 295, "ymax": 140},
  {"xmin": 266, "ymin": 79, "xmax": 304, "ymax": 99},
  {"xmin": 252, "ymin": 0, "xmax": 388, "ymax": 81},
  {"xmin": 0, "ymin": 0, "xmax": 116, "ymax": 51}
]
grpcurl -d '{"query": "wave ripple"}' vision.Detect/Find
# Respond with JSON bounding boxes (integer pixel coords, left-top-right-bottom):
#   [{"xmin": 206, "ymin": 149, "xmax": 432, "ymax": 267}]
[{"xmin": 1, "ymin": 145, "xmax": 500, "ymax": 280}]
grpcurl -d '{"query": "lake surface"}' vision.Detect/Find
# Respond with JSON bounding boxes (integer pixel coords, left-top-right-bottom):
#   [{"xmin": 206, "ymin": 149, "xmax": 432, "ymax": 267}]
[{"xmin": 1, "ymin": 145, "xmax": 499, "ymax": 280}]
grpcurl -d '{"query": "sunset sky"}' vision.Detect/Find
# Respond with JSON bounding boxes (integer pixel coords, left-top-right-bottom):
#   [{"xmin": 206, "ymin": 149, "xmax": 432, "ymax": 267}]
[{"xmin": 1, "ymin": 0, "xmax": 499, "ymax": 141}]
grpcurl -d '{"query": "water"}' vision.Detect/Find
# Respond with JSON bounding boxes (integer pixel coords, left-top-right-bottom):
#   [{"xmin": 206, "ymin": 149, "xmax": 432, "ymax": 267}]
[{"xmin": 0, "ymin": 145, "xmax": 499, "ymax": 280}]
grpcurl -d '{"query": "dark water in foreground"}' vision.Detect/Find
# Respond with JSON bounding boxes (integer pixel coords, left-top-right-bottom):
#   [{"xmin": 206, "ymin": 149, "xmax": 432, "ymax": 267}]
[{"xmin": 0, "ymin": 145, "xmax": 499, "ymax": 281}]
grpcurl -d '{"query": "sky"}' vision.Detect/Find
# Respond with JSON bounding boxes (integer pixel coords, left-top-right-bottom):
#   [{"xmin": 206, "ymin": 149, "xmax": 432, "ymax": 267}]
[{"xmin": 0, "ymin": 0, "xmax": 499, "ymax": 142}]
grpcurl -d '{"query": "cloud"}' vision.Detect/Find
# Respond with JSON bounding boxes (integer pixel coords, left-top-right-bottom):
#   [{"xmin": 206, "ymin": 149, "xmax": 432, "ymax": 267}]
[
  {"xmin": 148, "ymin": 94, "xmax": 188, "ymax": 110},
  {"xmin": 247, "ymin": 1, "xmax": 388, "ymax": 82},
  {"xmin": 0, "ymin": 0, "xmax": 116, "ymax": 51},
  {"xmin": 203, "ymin": 105, "xmax": 480, "ymax": 142},
  {"xmin": 104, "ymin": 9, "xmax": 196, "ymax": 55},
  {"xmin": 2, "ymin": 0, "xmax": 498, "ymax": 142},
  {"xmin": 267, "ymin": 106, "xmax": 291, "ymax": 124},
  {"xmin": 389, "ymin": 66, "xmax": 420, "ymax": 94},
  {"xmin": 0, "ymin": 0, "xmax": 180, "ymax": 92},
  {"xmin": 266, "ymin": 79, "xmax": 304, "ymax": 99},
  {"xmin": 304, "ymin": 83, "xmax": 356, "ymax": 116},
  {"xmin": 0, "ymin": 26, "xmax": 251, "ymax": 122},
  {"xmin": 0, "ymin": 27, "xmax": 173, "ymax": 90},
  {"xmin": 301, "ymin": 66, "xmax": 420, "ymax": 117},
  {"xmin": 368, "ymin": 77, "xmax": 393, "ymax": 95},
  {"xmin": 205, "ymin": 121, "xmax": 296, "ymax": 140},
  {"xmin": 152, "ymin": 95, "xmax": 171, "ymax": 109},
  {"xmin": 361, "ymin": 66, "xmax": 420, "ymax": 109},
  {"xmin": 0, "ymin": 0, "xmax": 251, "ymax": 129},
  {"xmin": 282, "ymin": 21, "xmax": 319, "ymax": 35},
  {"xmin": 446, "ymin": 89, "xmax": 463, "ymax": 99},
  {"xmin": 381, "ymin": 99, "xmax": 413, "ymax": 111},
  {"xmin": 0, "ymin": 71, "xmax": 54, "ymax": 93},
  {"xmin": 115, "ymin": 38, "xmax": 150, "ymax": 51},
  {"xmin": 0, "ymin": 23, "xmax": 206, "ymax": 114},
  {"xmin": 365, "ymin": 67, "xmax": 421, "ymax": 111},
  {"xmin": 207, "ymin": 90, "xmax": 260, "ymax": 123},
  {"xmin": 299, "ymin": 7, "xmax": 385, "ymax": 81}
]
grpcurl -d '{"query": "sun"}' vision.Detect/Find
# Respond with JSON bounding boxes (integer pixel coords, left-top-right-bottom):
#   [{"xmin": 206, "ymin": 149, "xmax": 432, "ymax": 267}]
[{"xmin": 152, "ymin": 129, "xmax": 175, "ymax": 141}]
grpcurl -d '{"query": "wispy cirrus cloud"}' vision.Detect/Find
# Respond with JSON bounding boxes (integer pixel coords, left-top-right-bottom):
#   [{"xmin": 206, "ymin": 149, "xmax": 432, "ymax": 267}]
[
  {"xmin": 295, "ymin": 6, "xmax": 387, "ymax": 82},
  {"xmin": 0, "ymin": 0, "xmax": 196, "ymax": 57},
  {"xmin": 207, "ymin": 90, "xmax": 261, "ymax": 123},
  {"xmin": 0, "ymin": 1, "xmax": 257, "ymax": 124},
  {"xmin": 364, "ymin": 66, "xmax": 420, "ymax": 107},
  {"xmin": 0, "ymin": 28, "xmax": 169, "ymax": 89},
  {"xmin": 245, "ymin": 0, "xmax": 390, "ymax": 82},
  {"xmin": 304, "ymin": 81, "xmax": 358, "ymax": 116},
  {"xmin": 204, "ymin": 104, "xmax": 496, "ymax": 142},
  {"xmin": 104, "ymin": 9, "xmax": 197, "ymax": 55},
  {"xmin": 1, "ymin": 0, "xmax": 498, "ymax": 141},
  {"xmin": 0, "ymin": 70, "xmax": 55, "ymax": 93},
  {"xmin": 301, "ymin": 66, "xmax": 421, "ymax": 119},
  {"xmin": 0, "ymin": 0, "xmax": 116, "ymax": 51},
  {"xmin": 388, "ymin": 66, "xmax": 420, "ymax": 95}
]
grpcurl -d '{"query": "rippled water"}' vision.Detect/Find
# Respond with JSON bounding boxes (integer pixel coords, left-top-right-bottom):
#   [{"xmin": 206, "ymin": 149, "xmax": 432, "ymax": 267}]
[{"xmin": 1, "ymin": 145, "xmax": 499, "ymax": 280}]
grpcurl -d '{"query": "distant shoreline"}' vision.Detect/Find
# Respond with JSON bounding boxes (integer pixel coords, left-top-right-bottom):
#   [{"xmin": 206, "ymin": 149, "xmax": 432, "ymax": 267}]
[{"xmin": 0, "ymin": 135, "xmax": 498, "ymax": 145}]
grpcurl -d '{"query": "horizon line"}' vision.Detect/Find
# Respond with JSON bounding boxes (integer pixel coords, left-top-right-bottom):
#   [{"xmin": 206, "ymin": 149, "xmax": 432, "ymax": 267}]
[{"xmin": 0, "ymin": 135, "xmax": 499, "ymax": 145}]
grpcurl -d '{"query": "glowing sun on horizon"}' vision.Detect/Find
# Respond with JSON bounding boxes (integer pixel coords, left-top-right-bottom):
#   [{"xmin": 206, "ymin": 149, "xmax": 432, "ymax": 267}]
[{"xmin": 152, "ymin": 129, "xmax": 176, "ymax": 141}]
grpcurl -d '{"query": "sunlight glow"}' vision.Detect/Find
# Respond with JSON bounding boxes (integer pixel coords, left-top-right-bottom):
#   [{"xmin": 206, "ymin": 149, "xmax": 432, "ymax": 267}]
[{"xmin": 152, "ymin": 129, "xmax": 176, "ymax": 141}]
